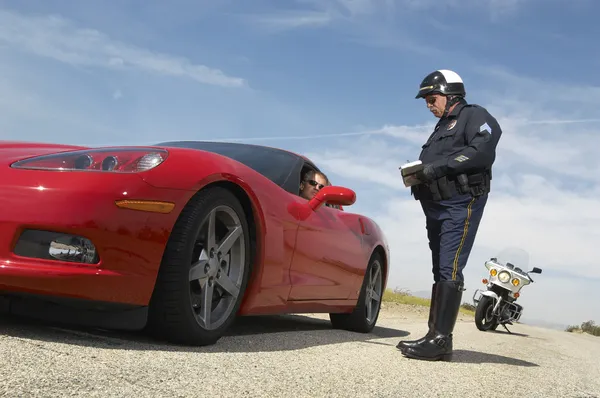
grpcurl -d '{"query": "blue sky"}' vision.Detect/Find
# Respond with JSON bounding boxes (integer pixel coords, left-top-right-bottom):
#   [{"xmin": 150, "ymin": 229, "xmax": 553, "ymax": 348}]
[{"xmin": 1, "ymin": 0, "xmax": 598, "ymax": 328}]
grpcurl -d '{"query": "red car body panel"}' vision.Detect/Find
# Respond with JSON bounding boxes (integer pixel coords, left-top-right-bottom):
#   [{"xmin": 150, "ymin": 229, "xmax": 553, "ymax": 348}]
[{"xmin": 0, "ymin": 140, "xmax": 390, "ymax": 329}]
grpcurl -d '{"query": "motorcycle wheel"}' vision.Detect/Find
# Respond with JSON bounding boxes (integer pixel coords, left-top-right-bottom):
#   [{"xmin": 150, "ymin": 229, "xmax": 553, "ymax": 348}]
[{"xmin": 475, "ymin": 295, "xmax": 499, "ymax": 331}]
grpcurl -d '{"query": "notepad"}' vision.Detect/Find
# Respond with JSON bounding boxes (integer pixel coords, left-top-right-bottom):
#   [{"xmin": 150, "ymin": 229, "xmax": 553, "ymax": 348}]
[{"xmin": 399, "ymin": 160, "xmax": 424, "ymax": 187}]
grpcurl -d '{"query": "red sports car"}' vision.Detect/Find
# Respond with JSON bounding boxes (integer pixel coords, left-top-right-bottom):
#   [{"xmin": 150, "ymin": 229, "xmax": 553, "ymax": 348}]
[{"xmin": 0, "ymin": 140, "xmax": 390, "ymax": 346}]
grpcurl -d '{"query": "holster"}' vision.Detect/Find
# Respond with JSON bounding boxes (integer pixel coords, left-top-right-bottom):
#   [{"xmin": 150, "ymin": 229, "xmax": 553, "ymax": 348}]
[
  {"xmin": 412, "ymin": 177, "xmax": 454, "ymax": 201},
  {"xmin": 459, "ymin": 172, "xmax": 491, "ymax": 197}
]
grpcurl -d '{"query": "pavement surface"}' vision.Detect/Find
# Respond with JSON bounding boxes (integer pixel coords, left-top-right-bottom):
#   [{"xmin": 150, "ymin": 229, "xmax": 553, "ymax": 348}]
[{"xmin": 1, "ymin": 302, "xmax": 599, "ymax": 398}]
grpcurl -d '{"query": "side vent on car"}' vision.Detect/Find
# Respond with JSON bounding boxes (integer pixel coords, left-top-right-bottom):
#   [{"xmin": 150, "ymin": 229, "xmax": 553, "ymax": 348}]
[{"xmin": 359, "ymin": 218, "xmax": 370, "ymax": 235}]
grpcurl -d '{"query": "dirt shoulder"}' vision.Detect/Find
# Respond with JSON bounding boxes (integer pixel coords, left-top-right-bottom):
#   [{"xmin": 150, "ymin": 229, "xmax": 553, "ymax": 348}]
[{"xmin": 379, "ymin": 301, "xmax": 475, "ymax": 322}]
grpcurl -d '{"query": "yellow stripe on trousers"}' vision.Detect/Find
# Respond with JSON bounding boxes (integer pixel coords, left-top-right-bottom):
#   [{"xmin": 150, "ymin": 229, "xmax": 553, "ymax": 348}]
[{"xmin": 452, "ymin": 197, "xmax": 476, "ymax": 280}]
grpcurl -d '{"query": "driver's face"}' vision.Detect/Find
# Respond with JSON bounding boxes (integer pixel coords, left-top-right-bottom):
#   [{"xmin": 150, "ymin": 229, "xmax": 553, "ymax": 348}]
[{"xmin": 305, "ymin": 173, "xmax": 327, "ymax": 198}]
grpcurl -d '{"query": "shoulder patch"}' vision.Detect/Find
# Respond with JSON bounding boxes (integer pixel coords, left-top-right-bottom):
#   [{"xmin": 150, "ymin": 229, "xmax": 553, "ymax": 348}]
[{"xmin": 480, "ymin": 122, "xmax": 491, "ymax": 134}]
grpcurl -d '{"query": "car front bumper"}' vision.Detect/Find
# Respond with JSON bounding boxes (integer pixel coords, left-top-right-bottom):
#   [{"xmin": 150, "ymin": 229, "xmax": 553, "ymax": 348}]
[{"xmin": 0, "ymin": 170, "xmax": 192, "ymax": 307}]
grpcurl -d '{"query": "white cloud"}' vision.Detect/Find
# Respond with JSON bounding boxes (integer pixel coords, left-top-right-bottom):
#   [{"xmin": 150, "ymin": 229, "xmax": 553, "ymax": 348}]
[
  {"xmin": 241, "ymin": 0, "xmax": 441, "ymax": 55},
  {"xmin": 0, "ymin": 9, "xmax": 246, "ymax": 88},
  {"xmin": 333, "ymin": 0, "xmax": 560, "ymax": 14},
  {"xmin": 244, "ymin": 0, "xmax": 575, "ymax": 55},
  {"xmin": 389, "ymin": 0, "xmax": 528, "ymax": 12},
  {"xmin": 472, "ymin": 66, "xmax": 600, "ymax": 107},
  {"xmin": 295, "ymin": 0, "xmax": 529, "ymax": 16},
  {"xmin": 309, "ymin": 138, "xmax": 410, "ymax": 190},
  {"xmin": 250, "ymin": 0, "xmax": 541, "ymax": 30},
  {"xmin": 248, "ymin": 11, "xmax": 332, "ymax": 31}
]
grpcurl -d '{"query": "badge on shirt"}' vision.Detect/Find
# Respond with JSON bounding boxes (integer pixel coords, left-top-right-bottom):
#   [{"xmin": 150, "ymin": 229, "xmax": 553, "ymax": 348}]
[{"xmin": 447, "ymin": 120, "xmax": 457, "ymax": 130}]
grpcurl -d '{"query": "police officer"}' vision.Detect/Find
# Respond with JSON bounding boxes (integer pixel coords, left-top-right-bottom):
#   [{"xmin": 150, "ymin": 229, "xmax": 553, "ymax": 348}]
[{"xmin": 396, "ymin": 69, "xmax": 502, "ymax": 361}]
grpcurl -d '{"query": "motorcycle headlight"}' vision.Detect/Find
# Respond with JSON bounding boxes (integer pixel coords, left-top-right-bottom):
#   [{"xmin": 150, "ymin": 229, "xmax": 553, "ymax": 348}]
[
  {"xmin": 511, "ymin": 278, "xmax": 520, "ymax": 286},
  {"xmin": 498, "ymin": 271, "xmax": 511, "ymax": 283}
]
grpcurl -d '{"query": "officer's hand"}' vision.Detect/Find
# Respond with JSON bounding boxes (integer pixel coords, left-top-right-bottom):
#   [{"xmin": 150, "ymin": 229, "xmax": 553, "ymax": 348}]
[{"xmin": 416, "ymin": 163, "xmax": 436, "ymax": 183}]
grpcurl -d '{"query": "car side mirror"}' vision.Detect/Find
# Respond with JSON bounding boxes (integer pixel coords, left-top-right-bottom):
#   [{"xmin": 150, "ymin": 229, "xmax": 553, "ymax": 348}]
[{"xmin": 308, "ymin": 186, "xmax": 356, "ymax": 211}]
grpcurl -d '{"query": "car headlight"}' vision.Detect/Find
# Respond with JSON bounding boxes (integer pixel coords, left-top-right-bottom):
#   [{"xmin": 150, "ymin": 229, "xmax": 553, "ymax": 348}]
[
  {"xmin": 498, "ymin": 271, "xmax": 511, "ymax": 283},
  {"xmin": 11, "ymin": 148, "xmax": 168, "ymax": 173}
]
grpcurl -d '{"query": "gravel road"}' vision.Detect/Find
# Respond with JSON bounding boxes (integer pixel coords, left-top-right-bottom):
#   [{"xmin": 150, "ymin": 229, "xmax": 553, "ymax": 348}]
[{"xmin": 1, "ymin": 302, "xmax": 598, "ymax": 398}]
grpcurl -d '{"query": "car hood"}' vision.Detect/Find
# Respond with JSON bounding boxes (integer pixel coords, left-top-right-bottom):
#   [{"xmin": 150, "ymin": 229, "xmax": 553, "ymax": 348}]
[{"xmin": 0, "ymin": 141, "xmax": 87, "ymax": 166}]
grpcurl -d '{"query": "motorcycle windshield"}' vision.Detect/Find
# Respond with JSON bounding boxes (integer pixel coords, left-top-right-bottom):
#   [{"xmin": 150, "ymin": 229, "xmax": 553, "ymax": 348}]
[{"xmin": 493, "ymin": 247, "xmax": 530, "ymax": 277}]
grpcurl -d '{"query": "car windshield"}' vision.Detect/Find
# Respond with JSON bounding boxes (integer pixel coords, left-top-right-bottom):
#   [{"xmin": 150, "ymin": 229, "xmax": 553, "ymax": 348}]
[{"xmin": 155, "ymin": 141, "xmax": 298, "ymax": 186}]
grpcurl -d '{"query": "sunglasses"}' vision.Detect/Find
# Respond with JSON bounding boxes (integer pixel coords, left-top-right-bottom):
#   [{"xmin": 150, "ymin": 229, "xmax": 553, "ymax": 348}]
[
  {"xmin": 306, "ymin": 179, "xmax": 325, "ymax": 189},
  {"xmin": 426, "ymin": 96, "xmax": 437, "ymax": 105}
]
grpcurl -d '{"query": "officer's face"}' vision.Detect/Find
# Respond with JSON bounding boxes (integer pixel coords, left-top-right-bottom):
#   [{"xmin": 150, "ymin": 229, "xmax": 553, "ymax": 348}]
[{"xmin": 425, "ymin": 94, "xmax": 446, "ymax": 118}]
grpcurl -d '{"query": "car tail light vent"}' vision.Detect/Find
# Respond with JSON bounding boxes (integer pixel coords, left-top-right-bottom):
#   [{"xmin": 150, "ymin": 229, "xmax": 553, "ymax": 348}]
[{"xmin": 11, "ymin": 147, "xmax": 168, "ymax": 173}]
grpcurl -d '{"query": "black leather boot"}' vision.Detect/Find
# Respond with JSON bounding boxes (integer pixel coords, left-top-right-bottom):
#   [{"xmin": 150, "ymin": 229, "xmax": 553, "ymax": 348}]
[
  {"xmin": 401, "ymin": 281, "xmax": 464, "ymax": 361},
  {"xmin": 396, "ymin": 283, "xmax": 437, "ymax": 352}
]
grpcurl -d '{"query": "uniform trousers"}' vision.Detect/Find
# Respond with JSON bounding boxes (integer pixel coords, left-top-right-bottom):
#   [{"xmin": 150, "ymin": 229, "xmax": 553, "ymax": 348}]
[{"xmin": 420, "ymin": 192, "xmax": 488, "ymax": 283}]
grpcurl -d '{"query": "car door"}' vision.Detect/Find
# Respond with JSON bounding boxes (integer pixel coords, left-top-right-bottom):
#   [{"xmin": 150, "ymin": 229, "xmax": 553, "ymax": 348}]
[{"xmin": 287, "ymin": 195, "xmax": 366, "ymax": 300}]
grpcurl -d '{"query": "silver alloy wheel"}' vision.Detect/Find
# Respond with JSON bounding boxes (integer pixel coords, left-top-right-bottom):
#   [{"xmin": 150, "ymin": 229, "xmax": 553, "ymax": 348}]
[
  {"xmin": 365, "ymin": 259, "xmax": 383, "ymax": 324},
  {"xmin": 188, "ymin": 205, "xmax": 246, "ymax": 331}
]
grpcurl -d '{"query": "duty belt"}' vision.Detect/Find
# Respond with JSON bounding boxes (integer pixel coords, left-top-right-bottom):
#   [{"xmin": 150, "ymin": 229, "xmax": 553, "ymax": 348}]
[{"xmin": 412, "ymin": 171, "xmax": 491, "ymax": 201}]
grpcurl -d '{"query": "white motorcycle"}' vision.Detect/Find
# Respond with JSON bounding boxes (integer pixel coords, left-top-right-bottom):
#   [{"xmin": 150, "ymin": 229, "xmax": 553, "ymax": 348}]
[{"xmin": 472, "ymin": 248, "xmax": 542, "ymax": 333}]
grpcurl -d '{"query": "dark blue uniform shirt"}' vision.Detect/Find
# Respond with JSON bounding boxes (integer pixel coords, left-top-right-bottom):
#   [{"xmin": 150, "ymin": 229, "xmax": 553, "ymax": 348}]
[{"xmin": 419, "ymin": 100, "xmax": 502, "ymax": 180}]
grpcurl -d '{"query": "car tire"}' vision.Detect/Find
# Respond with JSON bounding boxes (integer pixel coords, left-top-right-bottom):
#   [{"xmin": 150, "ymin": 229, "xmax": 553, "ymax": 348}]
[
  {"xmin": 329, "ymin": 252, "xmax": 384, "ymax": 333},
  {"xmin": 147, "ymin": 186, "xmax": 252, "ymax": 346}
]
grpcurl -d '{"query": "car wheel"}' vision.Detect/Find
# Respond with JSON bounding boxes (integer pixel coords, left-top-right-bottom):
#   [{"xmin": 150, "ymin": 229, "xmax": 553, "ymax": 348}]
[
  {"xmin": 147, "ymin": 186, "xmax": 252, "ymax": 346},
  {"xmin": 329, "ymin": 252, "xmax": 383, "ymax": 333}
]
